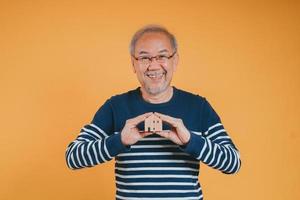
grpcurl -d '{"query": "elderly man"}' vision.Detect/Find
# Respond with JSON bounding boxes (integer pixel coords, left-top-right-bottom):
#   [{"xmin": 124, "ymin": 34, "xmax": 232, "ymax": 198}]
[{"xmin": 65, "ymin": 25, "xmax": 241, "ymax": 200}]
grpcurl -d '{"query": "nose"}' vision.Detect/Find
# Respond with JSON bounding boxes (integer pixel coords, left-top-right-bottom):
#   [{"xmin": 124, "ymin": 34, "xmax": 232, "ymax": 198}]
[{"xmin": 147, "ymin": 58, "xmax": 163, "ymax": 70}]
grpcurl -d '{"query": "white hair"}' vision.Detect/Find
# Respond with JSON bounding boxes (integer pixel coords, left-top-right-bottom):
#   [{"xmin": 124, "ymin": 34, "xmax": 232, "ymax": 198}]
[{"xmin": 129, "ymin": 24, "xmax": 178, "ymax": 55}]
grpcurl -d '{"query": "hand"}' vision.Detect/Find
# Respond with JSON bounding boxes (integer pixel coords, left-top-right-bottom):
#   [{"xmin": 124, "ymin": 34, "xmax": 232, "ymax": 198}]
[
  {"xmin": 154, "ymin": 112, "xmax": 191, "ymax": 146},
  {"xmin": 121, "ymin": 112, "xmax": 154, "ymax": 146}
]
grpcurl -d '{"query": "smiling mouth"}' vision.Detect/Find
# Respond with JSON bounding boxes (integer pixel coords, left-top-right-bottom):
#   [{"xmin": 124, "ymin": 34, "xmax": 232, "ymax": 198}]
[{"xmin": 145, "ymin": 71, "xmax": 166, "ymax": 79}]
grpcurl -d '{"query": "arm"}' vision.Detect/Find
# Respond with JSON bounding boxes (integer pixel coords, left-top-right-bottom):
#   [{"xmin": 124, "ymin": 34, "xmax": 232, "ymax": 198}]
[
  {"xmin": 155, "ymin": 98, "xmax": 241, "ymax": 174},
  {"xmin": 65, "ymin": 99, "xmax": 129, "ymax": 170},
  {"xmin": 181, "ymin": 98, "xmax": 241, "ymax": 174}
]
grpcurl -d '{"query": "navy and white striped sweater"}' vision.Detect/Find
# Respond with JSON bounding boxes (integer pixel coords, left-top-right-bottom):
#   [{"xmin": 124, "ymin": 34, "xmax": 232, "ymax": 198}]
[{"xmin": 65, "ymin": 87, "xmax": 241, "ymax": 200}]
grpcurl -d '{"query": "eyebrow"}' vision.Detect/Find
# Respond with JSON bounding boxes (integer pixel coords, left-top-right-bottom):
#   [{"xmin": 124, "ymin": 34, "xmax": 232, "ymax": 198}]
[
  {"xmin": 158, "ymin": 49, "xmax": 169, "ymax": 53},
  {"xmin": 137, "ymin": 49, "xmax": 170, "ymax": 55},
  {"xmin": 138, "ymin": 51, "xmax": 149, "ymax": 55}
]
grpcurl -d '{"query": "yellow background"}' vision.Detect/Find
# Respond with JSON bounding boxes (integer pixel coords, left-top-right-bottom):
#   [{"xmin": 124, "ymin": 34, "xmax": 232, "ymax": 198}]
[{"xmin": 1, "ymin": 0, "xmax": 299, "ymax": 199}]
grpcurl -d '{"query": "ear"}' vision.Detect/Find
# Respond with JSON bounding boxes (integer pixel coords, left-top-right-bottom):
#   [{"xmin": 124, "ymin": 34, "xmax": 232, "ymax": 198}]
[
  {"xmin": 130, "ymin": 56, "xmax": 137, "ymax": 73},
  {"xmin": 173, "ymin": 53, "xmax": 179, "ymax": 72}
]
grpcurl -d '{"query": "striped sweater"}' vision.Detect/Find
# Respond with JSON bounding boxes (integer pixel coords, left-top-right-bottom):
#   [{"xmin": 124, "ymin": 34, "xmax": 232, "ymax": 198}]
[{"xmin": 65, "ymin": 87, "xmax": 241, "ymax": 199}]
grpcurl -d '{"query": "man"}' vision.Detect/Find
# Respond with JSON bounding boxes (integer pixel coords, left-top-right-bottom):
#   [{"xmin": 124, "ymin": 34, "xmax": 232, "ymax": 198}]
[{"xmin": 65, "ymin": 25, "xmax": 241, "ymax": 200}]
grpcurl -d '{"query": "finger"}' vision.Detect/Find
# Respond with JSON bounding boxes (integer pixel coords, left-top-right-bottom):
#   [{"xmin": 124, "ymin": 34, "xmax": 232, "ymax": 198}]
[
  {"xmin": 129, "ymin": 112, "xmax": 153, "ymax": 125},
  {"xmin": 154, "ymin": 112, "xmax": 179, "ymax": 127},
  {"xmin": 155, "ymin": 130, "xmax": 172, "ymax": 139},
  {"xmin": 140, "ymin": 131, "xmax": 153, "ymax": 138},
  {"xmin": 156, "ymin": 130, "xmax": 183, "ymax": 145}
]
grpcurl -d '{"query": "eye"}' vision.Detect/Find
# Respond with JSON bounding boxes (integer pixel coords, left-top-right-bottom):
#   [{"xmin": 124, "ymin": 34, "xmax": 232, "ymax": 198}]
[
  {"xmin": 138, "ymin": 56, "xmax": 150, "ymax": 62},
  {"xmin": 158, "ymin": 55, "xmax": 168, "ymax": 58},
  {"xmin": 157, "ymin": 55, "xmax": 168, "ymax": 61}
]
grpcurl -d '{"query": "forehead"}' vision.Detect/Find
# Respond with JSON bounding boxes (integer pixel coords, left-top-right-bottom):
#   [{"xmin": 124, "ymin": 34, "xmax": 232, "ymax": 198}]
[{"xmin": 135, "ymin": 32, "xmax": 173, "ymax": 54}]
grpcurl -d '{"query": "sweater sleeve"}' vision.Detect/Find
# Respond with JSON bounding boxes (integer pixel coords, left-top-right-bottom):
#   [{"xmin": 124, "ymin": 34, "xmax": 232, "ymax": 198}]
[
  {"xmin": 65, "ymin": 99, "xmax": 130, "ymax": 170},
  {"xmin": 180, "ymin": 98, "xmax": 241, "ymax": 174}
]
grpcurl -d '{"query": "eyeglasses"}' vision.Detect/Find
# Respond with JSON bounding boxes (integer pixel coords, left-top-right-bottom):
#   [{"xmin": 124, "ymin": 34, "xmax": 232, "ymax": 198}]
[{"xmin": 132, "ymin": 51, "xmax": 176, "ymax": 67}]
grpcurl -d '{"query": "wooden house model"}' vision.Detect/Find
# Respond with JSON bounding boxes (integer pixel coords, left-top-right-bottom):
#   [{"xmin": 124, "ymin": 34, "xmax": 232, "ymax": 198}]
[{"xmin": 144, "ymin": 114, "xmax": 162, "ymax": 132}]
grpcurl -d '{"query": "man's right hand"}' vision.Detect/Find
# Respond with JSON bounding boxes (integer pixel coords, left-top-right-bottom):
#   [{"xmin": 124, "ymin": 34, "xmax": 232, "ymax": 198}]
[{"xmin": 121, "ymin": 112, "xmax": 153, "ymax": 146}]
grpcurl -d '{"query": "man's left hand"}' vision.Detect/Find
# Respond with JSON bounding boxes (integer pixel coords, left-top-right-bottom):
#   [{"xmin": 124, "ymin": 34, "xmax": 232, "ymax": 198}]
[{"xmin": 154, "ymin": 112, "xmax": 190, "ymax": 146}]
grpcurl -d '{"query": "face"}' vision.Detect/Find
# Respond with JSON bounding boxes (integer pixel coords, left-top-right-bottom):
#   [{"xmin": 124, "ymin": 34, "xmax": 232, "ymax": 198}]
[{"xmin": 131, "ymin": 32, "xmax": 178, "ymax": 95}]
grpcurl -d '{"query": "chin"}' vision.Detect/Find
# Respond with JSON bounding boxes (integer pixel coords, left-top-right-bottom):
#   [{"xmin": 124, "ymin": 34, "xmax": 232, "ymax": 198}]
[{"xmin": 146, "ymin": 84, "xmax": 168, "ymax": 95}]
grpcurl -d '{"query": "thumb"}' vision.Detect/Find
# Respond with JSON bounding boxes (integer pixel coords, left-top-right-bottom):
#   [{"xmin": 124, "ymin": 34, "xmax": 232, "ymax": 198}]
[
  {"xmin": 155, "ymin": 130, "xmax": 171, "ymax": 139},
  {"xmin": 140, "ymin": 131, "xmax": 153, "ymax": 138}
]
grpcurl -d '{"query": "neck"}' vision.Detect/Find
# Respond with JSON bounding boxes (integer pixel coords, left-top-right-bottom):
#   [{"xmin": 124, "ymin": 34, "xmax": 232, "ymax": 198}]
[{"xmin": 140, "ymin": 86, "xmax": 173, "ymax": 104}]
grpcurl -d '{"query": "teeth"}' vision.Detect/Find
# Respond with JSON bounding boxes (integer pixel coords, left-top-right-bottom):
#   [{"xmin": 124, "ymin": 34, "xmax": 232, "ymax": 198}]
[{"xmin": 146, "ymin": 72, "xmax": 165, "ymax": 79}]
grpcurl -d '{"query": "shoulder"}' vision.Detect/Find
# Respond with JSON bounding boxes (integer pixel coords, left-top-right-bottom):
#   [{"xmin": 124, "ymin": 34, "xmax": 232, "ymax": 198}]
[
  {"xmin": 174, "ymin": 87, "xmax": 207, "ymax": 106},
  {"xmin": 108, "ymin": 88, "xmax": 138, "ymax": 102},
  {"xmin": 93, "ymin": 88, "xmax": 138, "ymax": 118},
  {"xmin": 103, "ymin": 88, "xmax": 139, "ymax": 110}
]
